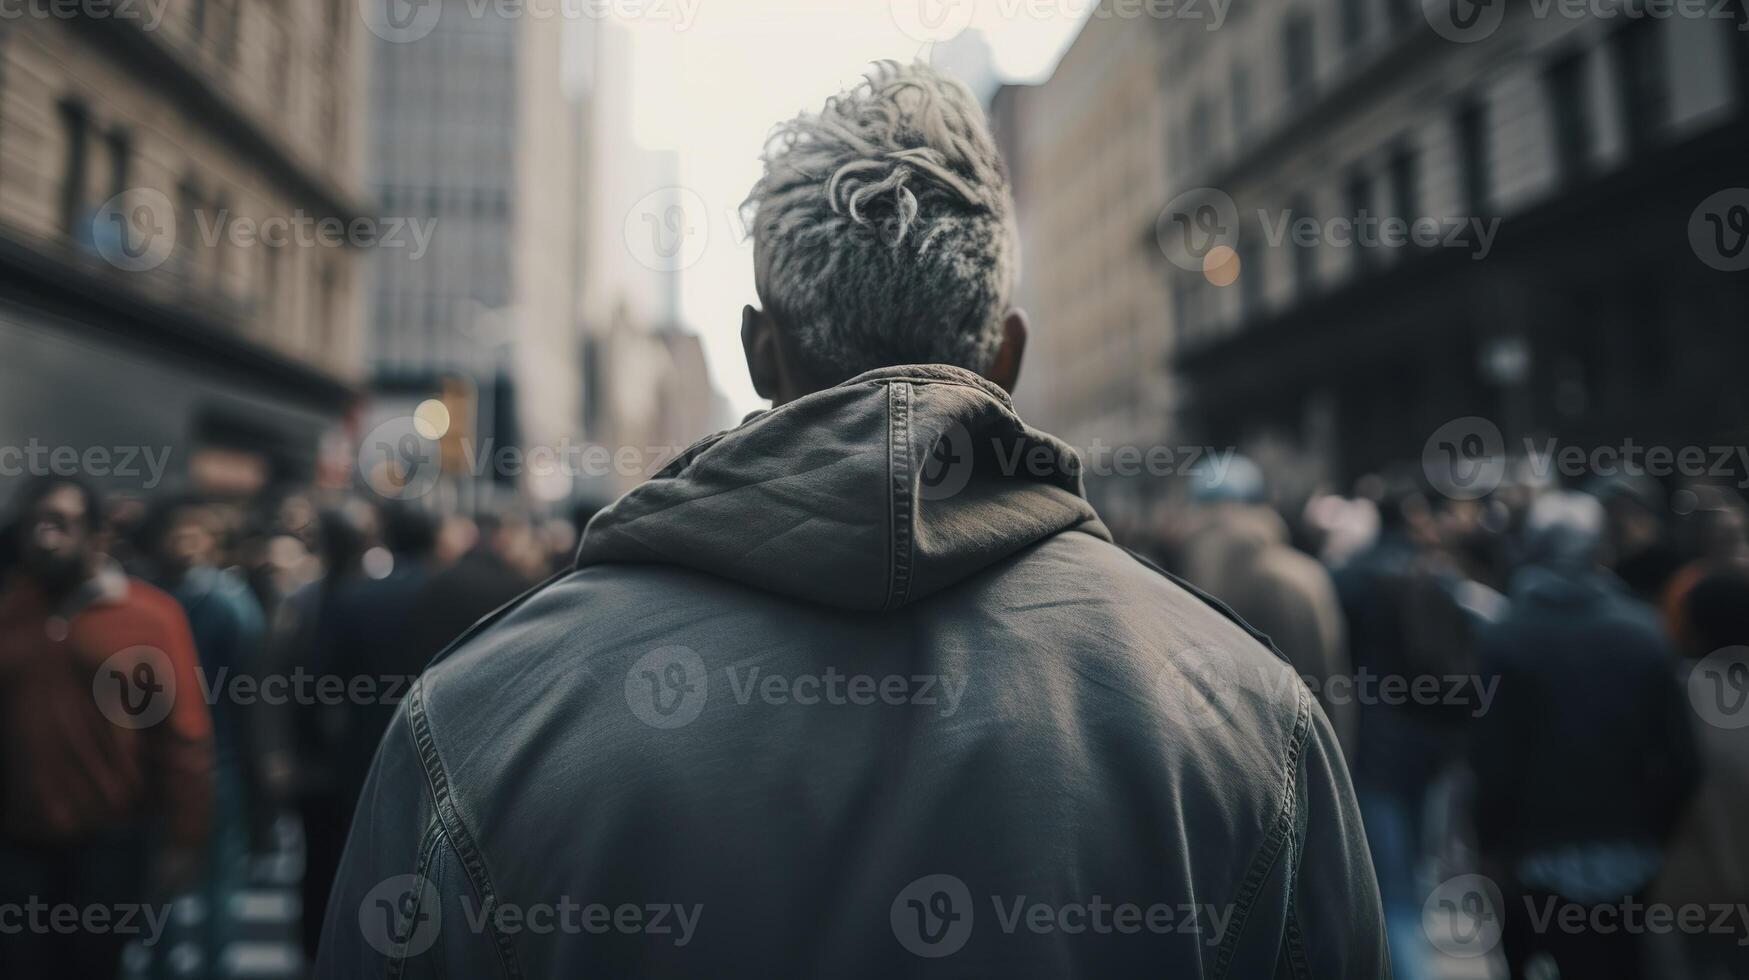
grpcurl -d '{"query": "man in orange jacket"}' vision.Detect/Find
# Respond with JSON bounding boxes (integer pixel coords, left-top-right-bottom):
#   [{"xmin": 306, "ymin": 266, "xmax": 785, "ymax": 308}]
[{"xmin": 0, "ymin": 477, "xmax": 214, "ymax": 980}]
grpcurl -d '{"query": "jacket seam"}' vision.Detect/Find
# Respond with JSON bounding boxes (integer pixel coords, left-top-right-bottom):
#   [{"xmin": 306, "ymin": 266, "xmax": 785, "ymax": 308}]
[
  {"xmin": 1213, "ymin": 683, "xmax": 1315, "ymax": 979},
  {"xmin": 885, "ymin": 381, "xmax": 916, "ymax": 610},
  {"xmin": 406, "ymin": 679, "xmax": 522, "ymax": 979},
  {"xmin": 386, "ymin": 817, "xmax": 445, "ymax": 980}
]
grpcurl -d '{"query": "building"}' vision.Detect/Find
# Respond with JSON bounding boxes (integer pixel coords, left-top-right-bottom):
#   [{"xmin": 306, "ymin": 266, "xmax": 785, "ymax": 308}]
[
  {"xmin": 1154, "ymin": 0, "xmax": 1749, "ymax": 491},
  {"xmin": 992, "ymin": 4, "xmax": 1174, "ymax": 520},
  {"xmin": 0, "ymin": 2, "xmax": 369, "ymax": 498},
  {"xmin": 573, "ymin": 20, "xmax": 729, "ymax": 501},
  {"xmin": 365, "ymin": 0, "xmax": 585, "ymax": 508}
]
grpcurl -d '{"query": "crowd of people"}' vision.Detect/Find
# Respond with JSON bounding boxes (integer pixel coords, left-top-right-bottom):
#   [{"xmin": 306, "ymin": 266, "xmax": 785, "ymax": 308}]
[
  {"xmin": 1116, "ymin": 462, "xmax": 1749, "ymax": 980},
  {"xmin": 0, "ymin": 476, "xmax": 593, "ymax": 979}
]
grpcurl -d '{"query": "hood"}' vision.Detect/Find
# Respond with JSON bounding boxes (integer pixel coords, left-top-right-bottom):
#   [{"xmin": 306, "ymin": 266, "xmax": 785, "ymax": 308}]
[{"xmin": 576, "ymin": 365, "xmax": 1109, "ymax": 611}]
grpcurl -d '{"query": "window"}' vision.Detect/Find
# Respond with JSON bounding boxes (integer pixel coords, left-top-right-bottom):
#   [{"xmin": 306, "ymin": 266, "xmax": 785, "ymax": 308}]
[
  {"xmin": 1385, "ymin": 0, "xmax": 1417, "ymax": 31},
  {"xmin": 1288, "ymin": 194, "xmax": 1317, "ymax": 295},
  {"xmin": 105, "ymin": 128, "xmax": 131, "ymax": 203},
  {"xmin": 1237, "ymin": 227, "xmax": 1265, "ymax": 321},
  {"xmin": 1346, "ymin": 169, "xmax": 1375, "ymax": 271},
  {"xmin": 1231, "ymin": 66, "xmax": 1252, "ymax": 143},
  {"xmin": 1545, "ymin": 49, "xmax": 1592, "ymax": 179},
  {"xmin": 1341, "ymin": 0, "xmax": 1369, "ymax": 49},
  {"xmin": 1613, "ymin": 15, "xmax": 1668, "ymax": 154},
  {"xmin": 1456, "ymin": 99, "xmax": 1492, "ymax": 216},
  {"xmin": 1389, "ymin": 141, "xmax": 1418, "ymax": 228},
  {"xmin": 1188, "ymin": 97, "xmax": 1215, "ymax": 171},
  {"xmin": 59, "ymin": 100, "xmax": 92, "ymax": 237},
  {"xmin": 1284, "ymin": 14, "xmax": 1315, "ymax": 104}
]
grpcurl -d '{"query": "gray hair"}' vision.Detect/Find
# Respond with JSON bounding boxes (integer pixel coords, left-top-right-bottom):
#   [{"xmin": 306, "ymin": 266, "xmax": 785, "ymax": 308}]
[{"xmin": 742, "ymin": 60, "xmax": 1019, "ymax": 384}]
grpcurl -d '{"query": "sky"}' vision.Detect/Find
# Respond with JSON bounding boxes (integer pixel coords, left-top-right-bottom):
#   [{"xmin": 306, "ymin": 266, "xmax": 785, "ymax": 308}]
[{"xmin": 610, "ymin": 0, "xmax": 1091, "ymax": 416}]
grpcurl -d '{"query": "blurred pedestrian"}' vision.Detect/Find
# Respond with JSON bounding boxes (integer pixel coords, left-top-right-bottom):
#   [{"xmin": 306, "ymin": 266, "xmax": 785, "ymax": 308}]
[
  {"xmin": 405, "ymin": 510, "xmax": 540, "ymax": 664},
  {"xmin": 1471, "ymin": 491, "xmax": 1700, "ymax": 979},
  {"xmin": 146, "ymin": 497, "xmax": 267, "ymax": 976},
  {"xmin": 0, "ymin": 478, "xmax": 215, "ymax": 980}
]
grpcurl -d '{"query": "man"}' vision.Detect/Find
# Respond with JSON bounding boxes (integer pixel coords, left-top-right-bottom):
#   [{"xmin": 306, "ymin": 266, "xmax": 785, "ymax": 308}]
[
  {"xmin": 1471, "ymin": 491, "xmax": 1700, "ymax": 980},
  {"xmin": 148, "ymin": 497, "xmax": 266, "ymax": 974},
  {"xmin": 319, "ymin": 62, "xmax": 1386, "ymax": 978},
  {"xmin": 0, "ymin": 478, "xmax": 214, "ymax": 979},
  {"xmin": 404, "ymin": 510, "xmax": 540, "ymax": 664}
]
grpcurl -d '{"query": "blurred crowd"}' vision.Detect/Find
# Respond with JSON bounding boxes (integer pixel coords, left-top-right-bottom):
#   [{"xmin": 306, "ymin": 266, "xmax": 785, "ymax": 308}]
[
  {"xmin": 0, "ymin": 478, "xmax": 595, "ymax": 979},
  {"xmin": 1118, "ymin": 462, "xmax": 1749, "ymax": 980},
  {"xmin": 2, "ymin": 456, "xmax": 1747, "ymax": 979}
]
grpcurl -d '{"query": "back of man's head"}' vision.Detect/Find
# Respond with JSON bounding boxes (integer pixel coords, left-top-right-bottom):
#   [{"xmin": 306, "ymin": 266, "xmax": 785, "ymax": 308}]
[{"xmin": 742, "ymin": 61, "xmax": 1018, "ymax": 388}]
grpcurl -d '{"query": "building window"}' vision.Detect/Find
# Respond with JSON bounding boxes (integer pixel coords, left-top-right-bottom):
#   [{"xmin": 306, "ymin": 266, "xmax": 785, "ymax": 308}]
[
  {"xmin": 59, "ymin": 99, "xmax": 90, "ymax": 237},
  {"xmin": 1545, "ymin": 49, "xmax": 1592, "ymax": 180},
  {"xmin": 1456, "ymin": 98, "xmax": 1492, "ymax": 216},
  {"xmin": 1613, "ymin": 15, "xmax": 1668, "ymax": 154},
  {"xmin": 1237, "ymin": 228, "xmax": 1265, "ymax": 321},
  {"xmin": 1189, "ymin": 97, "xmax": 1215, "ymax": 171},
  {"xmin": 1231, "ymin": 66, "xmax": 1252, "ymax": 144},
  {"xmin": 1385, "ymin": 0, "xmax": 1417, "ymax": 31},
  {"xmin": 1346, "ymin": 169, "xmax": 1374, "ymax": 271},
  {"xmin": 1341, "ymin": 0, "xmax": 1369, "ymax": 49},
  {"xmin": 105, "ymin": 128, "xmax": 131, "ymax": 203},
  {"xmin": 1388, "ymin": 141, "xmax": 1418, "ymax": 239},
  {"xmin": 1288, "ymin": 194, "xmax": 1317, "ymax": 296},
  {"xmin": 1284, "ymin": 14, "xmax": 1315, "ymax": 104}
]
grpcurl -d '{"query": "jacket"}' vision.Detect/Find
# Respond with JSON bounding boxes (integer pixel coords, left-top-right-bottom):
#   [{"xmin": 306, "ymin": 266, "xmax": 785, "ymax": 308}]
[{"xmin": 317, "ymin": 364, "xmax": 1388, "ymax": 978}]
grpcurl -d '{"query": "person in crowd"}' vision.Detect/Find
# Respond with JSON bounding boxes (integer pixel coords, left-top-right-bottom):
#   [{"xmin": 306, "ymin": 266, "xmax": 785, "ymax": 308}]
[
  {"xmin": 0, "ymin": 478, "xmax": 215, "ymax": 980},
  {"xmin": 1661, "ymin": 486, "xmax": 1749, "ymax": 644},
  {"xmin": 317, "ymin": 61, "xmax": 1387, "ymax": 978},
  {"xmin": 1330, "ymin": 478, "xmax": 1448, "ymax": 980},
  {"xmin": 1591, "ymin": 475, "xmax": 1682, "ymax": 605},
  {"xmin": 1648, "ymin": 560, "xmax": 1749, "ymax": 978},
  {"xmin": 1178, "ymin": 458, "xmax": 1355, "ymax": 753},
  {"xmin": 405, "ymin": 509, "xmax": 540, "ymax": 663},
  {"xmin": 146, "ymin": 496, "xmax": 267, "ymax": 975},
  {"xmin": 1470, "ymin": 491, "xmax": 1700, "ymax": 980}
]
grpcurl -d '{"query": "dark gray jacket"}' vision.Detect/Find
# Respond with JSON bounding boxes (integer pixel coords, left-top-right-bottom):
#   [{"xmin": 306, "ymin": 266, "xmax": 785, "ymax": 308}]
[{"xmin": 317, "ymin": 365, "xmax": 1388, "ymax": 979}]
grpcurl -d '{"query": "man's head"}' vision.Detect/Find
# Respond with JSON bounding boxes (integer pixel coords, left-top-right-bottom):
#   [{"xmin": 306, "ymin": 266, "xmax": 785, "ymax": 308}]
[
  {"xmin": 150, "ymin": 498, "xmax": 220, "ymax": 580},
  {"xmin": 11, "ymin": 477, "xmax": 104, "ymax": 595},
  {"xmin": 740, "ymin": 60, "xmax": 1026, "ymax": 405}
]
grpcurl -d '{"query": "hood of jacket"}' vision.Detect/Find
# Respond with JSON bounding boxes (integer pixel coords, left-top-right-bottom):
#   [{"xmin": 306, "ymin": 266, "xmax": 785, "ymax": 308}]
[{"xmin": 576, "ymin": 364, "xmax": 1110, "ymax": 611}]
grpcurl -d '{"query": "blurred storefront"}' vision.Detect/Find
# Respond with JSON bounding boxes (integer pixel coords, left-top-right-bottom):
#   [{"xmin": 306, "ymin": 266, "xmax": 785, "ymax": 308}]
[{"xmin": 0, "ymin": 5, "xmax": 369, "ymax": 498}]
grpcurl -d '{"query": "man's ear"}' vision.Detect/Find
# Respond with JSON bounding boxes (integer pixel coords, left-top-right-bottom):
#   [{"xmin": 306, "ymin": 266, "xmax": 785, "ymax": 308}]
[
  {"xmin": 984, "ymin": 309, "xmax": 1029, "ymax": 395},
  {"xmin": 742, "ymin": 305, "xmax": 782, "ymax": 401}
]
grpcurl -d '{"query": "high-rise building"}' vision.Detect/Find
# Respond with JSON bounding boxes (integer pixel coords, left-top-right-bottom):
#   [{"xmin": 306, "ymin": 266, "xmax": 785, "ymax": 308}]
[
  {"xmin": 1154, "ymin": 1, "xmax": 1749, "ymax": 488},
  {"xmin": 366, "ymin": 0, "xmax": 585, "ymax": 506},
  {"xmin": 992, "ymin": 6, "xmax": 1173, "ymax": 519},
  {"xmin": 0, "ymin": 2, "xmax": 369, "ymax": 497}
]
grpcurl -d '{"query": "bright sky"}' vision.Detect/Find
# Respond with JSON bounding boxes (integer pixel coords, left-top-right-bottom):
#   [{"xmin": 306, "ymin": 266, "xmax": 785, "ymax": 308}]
[{"xmin": 612, "ymin": 0, "xmax": 1089, "ymax": 415}]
